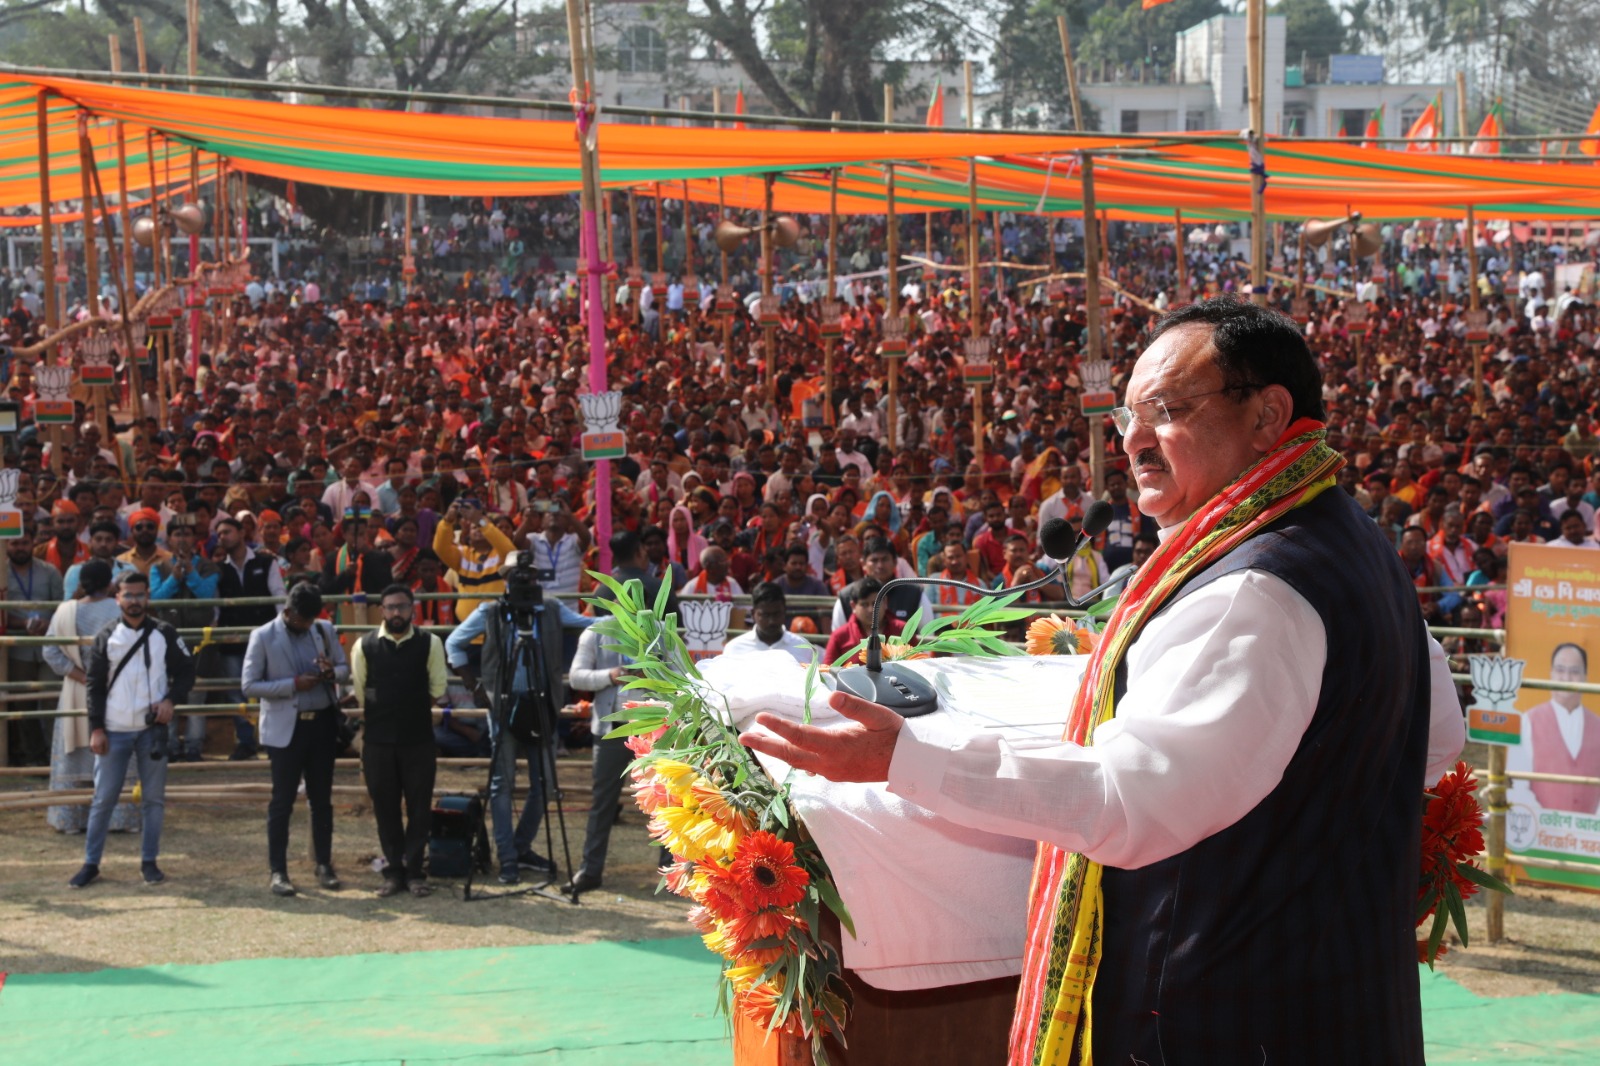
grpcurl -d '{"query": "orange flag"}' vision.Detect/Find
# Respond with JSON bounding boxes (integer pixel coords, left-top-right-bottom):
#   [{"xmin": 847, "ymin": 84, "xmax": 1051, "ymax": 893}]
[
  {"xmin": 1581, "ymin": 101, "xmax": 1600, "ymax": 155},
  {"xmin": 1361, "ymin": 107, "xmax": 1382, "ymax": 148},
  {"xmin": 1142, "ymin": 0, "xmax": 1176, "ymax": 7},
  {"xmin": 924, "ymin": 78, "xmax": 944, "ymax": 127},
  {"xmin": 734, "ymin": 84, "xmax": 746, "ymax": 131},
  {"xmin": 1405, "ymin": 98, "xmax": 1440, "ymax": 152},
  {"xmin": 1470, "ymin": 107, "xmax": 1503, "ymax": 156}
]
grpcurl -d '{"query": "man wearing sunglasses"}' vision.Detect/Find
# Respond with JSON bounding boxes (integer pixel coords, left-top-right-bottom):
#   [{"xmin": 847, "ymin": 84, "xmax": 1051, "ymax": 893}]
[
  {"xmin": 117, "ymin": 508, "xmax": 172, "ymax": 578},
  {"xmin": 743, "ymin": 298, "xmax": 1466, "ymax": 1066}
]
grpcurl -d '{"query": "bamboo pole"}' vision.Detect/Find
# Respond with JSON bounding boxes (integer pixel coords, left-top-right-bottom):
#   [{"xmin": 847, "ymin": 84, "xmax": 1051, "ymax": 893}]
[
  {"xmin": 713, "ymin": 86, "xmax": 730, "ymax": 380},
  {"xmin": 884, "ymin": 83, "xmax": 899, "ymax": 453},
  {"xmin": 628, "ymin": 188, "xmax": 641, "ymax": 325},
  {"xmin": 761, "ymin": 172, "xmax": 776, "ymax": 405},
  {"xmin": 563, "ymin": 0, "xmax": 613, "ymax": 572},
  {"xmin": 825, "ymin": 162, "xmax": 838, "ymax": 426},
  {"xmin": 1055, "ymin": 15, "xmax": 1086, "ymax": 133},
  {"xmin": 133, "ymin": 18, "xmax": 168, "ymax": 430},
  {"xmin": 1456, "ymin": 72, "xmax": 1485, "ymax": 415},
  {"xmin": 966, "ymin": 62, "xmax": 984, "ymax": 474},
  {"xmin": 78, "ymin": 117, "xmax": 100, "ymax": 322},
  {"xmin": 185, "ymin": 0, "xmax": 202, "ymax": 373},
  {"xmin": 1246, "ymin": 0, "xmax": 1267, "ymax": 304},
  {"xmin": 1081, "ymin": 152, "xmax": 1105, "ymax": 496},
  {"xmin": 108, "ymin": 36, "xmax": 135, "ymax": 311},
  {"xmin": 36, "ymin": 92, "xmax": 57, "ymax": 336}
]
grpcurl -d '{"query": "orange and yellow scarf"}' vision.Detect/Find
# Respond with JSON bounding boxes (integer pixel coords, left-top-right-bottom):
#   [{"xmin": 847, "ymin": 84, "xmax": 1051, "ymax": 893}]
[{"xmin": 1010, "ymin": 418, "xmax": 1343, "ymax": 1066}]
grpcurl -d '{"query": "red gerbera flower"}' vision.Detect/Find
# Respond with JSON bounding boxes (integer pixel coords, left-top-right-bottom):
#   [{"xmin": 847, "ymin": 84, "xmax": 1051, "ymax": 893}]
[{"xmin": 731, "ymin": 830, "xmax": 812, "ymax": 910}]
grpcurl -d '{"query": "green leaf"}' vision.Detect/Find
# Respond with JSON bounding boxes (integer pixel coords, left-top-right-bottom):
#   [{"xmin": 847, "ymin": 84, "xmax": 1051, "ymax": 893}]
[
  {"xmin": 654, "ymin": 568, "xmax": 674, "ymax": 617},
  {"xmin": 1415, "ymin": 886, "xmax": 1439, "ymax": 924},
  {"xmin": 802, "ymin": 653, "xmax": 821, "ymax": 725},
  {"xmin": 813, "ymin": 875, "xmax": 855, "ymax": 939},
  {"xmin": 600, "ymin": 717, "xmax": 667, "ymax": 739},
  {"xmin": 1086, "ymin": 596, "xmax": 1119, "ymax": 619},
  {"xmin": 1444, "ymin": 880, "xmax": 1470, "ymax": 949},
  {"xmin": 899, "ymin": 606, "xmax": 925, "ymax": 644},
  {"xmin": 1425, "ymin": 900, "xmax": 1450, "ymax": 967},
  {"xmin": 1456, "ymin": 862, "xmax": 1514, "ymax": 896}
]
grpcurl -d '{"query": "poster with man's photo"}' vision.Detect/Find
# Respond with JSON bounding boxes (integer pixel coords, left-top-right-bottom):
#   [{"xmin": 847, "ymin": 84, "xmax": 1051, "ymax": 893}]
[{"xmin": 1504, "ymin": 544, "xmax": 1600, "ymax": 891}]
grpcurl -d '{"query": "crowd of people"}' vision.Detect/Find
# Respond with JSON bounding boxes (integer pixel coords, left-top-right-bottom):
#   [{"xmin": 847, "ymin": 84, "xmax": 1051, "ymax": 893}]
[{"xmin": 2, "ymin": 193, "xmax": 1598, "ymax": 896}]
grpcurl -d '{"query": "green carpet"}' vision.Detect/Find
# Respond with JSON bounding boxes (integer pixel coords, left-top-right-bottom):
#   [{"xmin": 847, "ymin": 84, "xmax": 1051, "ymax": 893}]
[
  {"xmin": 0, "ymin": 937, "xmax": 732, "ymax": 1066},
  {"xmin": 2, "ymin": 940, "xmax": 1597, "ymax": 1065}
]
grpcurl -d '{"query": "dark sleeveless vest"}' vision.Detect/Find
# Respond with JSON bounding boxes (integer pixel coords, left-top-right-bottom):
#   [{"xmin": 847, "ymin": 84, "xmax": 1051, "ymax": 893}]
[
  {"xmin": 1091, "ymin": 488, "xmax": 1432, "ymax": 1065},
  {"xmin": 358, "ymin": 629, "xmax": 437, "ymax": 746},
  {"xmin": 217, "ymin": 552, "xmax": 278, "ymax": 637}
]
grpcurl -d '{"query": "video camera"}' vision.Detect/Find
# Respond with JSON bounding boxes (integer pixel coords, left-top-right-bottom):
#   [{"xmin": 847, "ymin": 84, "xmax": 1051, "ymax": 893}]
[{"xmin": 501, "ymin": 553, "xmax": 545, "ymax": 616}]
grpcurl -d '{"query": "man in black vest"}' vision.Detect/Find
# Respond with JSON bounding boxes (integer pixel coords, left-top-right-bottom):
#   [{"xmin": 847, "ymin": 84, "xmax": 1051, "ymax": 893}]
[
  {"xmin": 352, "ymin": 584, "xmax": 448, "ymax": 897},
  {"xmin": 744, "ymin": 299, "xmax": 1467, "ymax": 1065},
  {"xmin": 215, "ymin": 516, "xmax": 285, "ymax": 759}
]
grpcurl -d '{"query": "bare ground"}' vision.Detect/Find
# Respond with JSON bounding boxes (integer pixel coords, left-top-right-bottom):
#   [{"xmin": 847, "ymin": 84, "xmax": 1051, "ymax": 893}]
[
  {"xmin": 0, "ymin": 757, "xmax": 693, "ymax": 976},
  {"xmin": 1, "ymin": 756, "xmax": 1596, "ymax": 1001}
]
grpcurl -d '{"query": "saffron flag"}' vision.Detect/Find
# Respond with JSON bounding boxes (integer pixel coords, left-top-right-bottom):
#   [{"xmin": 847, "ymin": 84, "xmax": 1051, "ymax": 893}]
[
  {"xmin": 1142, "ymin": 0, "xmax": 1176, "ymax": 7},
  {"xmin": 1362, "ymin": 107, "xmax": 1382, "ymax": 148},
  {"xmin": 924, "ymin": 78, "xmax": 944, "ymax": 127},
  {"xmin": 734, "ymin": 84, "xmax": 746, "ymax": 131},
  {"xmin": 1405, "ymin": 98, "xmax": 1441, "ymax": 152},
  {"xmin": 1470, "ymin": 106, "xmax": 1503, "ymax": 156},
  {"xmin": 1581, "ymin": 100, "xmax": 1600, "ymax": 156}
]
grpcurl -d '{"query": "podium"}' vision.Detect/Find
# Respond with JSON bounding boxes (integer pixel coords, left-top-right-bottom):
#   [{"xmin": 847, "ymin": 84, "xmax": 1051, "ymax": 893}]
[{"xmin": 733, "ymin": 916, "xmax": 1019, "ymax": 1066}]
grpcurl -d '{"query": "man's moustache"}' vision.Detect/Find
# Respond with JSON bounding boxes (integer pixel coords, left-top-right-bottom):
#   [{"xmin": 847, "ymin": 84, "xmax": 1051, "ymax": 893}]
[{"xmin": 1134, "ymin": 449, "xmax": 1168, "ymax": 472}]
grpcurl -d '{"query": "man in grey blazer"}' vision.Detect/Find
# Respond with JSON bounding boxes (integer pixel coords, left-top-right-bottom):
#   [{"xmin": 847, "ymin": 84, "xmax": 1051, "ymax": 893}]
[{"xmin": 241, "ymin": 582, "xmax": 351, "ymax": 897}]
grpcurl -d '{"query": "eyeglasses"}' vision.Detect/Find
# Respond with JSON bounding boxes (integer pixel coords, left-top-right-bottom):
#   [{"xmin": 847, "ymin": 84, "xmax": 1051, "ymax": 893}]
[{"xmin": 1109, "ymin": 385, "xmax": 1261, "ymax": 435}]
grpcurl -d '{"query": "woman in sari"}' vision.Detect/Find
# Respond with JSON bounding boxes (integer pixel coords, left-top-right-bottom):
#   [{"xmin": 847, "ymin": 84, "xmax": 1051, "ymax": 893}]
[
  {"xmin": 666, "ymin": 504, "xmax": 708, "ymax": 580},
  {"xmin": 387, "ymin": 515, "xmax": 423, "ymax": 585},
  {"xmin": 42, "ymin": 561, "xmax": 134, "ymax": 833}
]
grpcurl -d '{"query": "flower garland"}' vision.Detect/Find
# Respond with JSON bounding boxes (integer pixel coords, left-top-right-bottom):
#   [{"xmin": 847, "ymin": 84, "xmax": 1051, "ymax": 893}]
[
  {"xmin": 589, "ymin": 573, "xmax": 852, "ymax": 1061},
  {"xmin": 591, "ymin": 573, "xmax": 1034, "ymax": 1063}
]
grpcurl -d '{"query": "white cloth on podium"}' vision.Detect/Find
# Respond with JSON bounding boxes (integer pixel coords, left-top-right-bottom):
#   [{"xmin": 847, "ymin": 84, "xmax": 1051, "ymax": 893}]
[{"xmin": 700, "ymin": 651, "xmax": 1089, "ymax": 992}]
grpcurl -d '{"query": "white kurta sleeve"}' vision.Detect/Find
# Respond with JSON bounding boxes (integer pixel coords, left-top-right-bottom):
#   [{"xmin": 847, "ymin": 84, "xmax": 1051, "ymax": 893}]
[{"xmin": 887, "ymin": 571, "xmax": 1327, "ymax": 869}]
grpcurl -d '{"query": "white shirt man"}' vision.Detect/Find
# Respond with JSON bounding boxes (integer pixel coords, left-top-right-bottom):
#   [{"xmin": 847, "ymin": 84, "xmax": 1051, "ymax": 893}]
[{"xmin": 724, "ymin": 626, "xmax": 816, "ymax": 664}]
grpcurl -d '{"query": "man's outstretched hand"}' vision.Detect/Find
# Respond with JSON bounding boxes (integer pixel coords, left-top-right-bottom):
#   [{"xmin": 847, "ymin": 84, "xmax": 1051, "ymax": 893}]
[{"xmin": 739, "ymin": 689, "xmax": 905, "ymax": 783}]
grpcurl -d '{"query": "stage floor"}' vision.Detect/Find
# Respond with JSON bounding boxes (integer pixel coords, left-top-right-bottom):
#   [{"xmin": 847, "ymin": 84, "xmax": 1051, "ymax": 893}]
[{"xmin": 1, "ymin": 938, "xmax": 1596, "ymax": 1065}]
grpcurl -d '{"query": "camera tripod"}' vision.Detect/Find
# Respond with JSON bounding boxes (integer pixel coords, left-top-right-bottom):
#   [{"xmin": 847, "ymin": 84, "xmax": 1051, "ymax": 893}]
[{"xmin": 461, "ymin": 603, "xmax": 579, "ymax": 905}]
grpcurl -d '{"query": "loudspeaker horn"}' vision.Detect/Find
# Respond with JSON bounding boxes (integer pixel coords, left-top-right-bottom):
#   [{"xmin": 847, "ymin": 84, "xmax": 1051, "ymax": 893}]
[
  {"xmin": 1352, "ymin": 222, "xmax": 1382, "ymax": 259},
  {"xmin": 170, "ymin": 203, "xmax": 205, "ymax": 236},
  {"xmin": 771, "ymin": 216, "xmax": 801, "ymax": 249},
  {"xmin": 131, "ymin": 215, "xmax": 158, "ymax": 248},
  {"xmin": 1301, "ymin": 212, "xmax": 1361, "ymax": 248},
  {"xmin": 714, "ymin": 219, "xmax": 755, "ymax": 254}
]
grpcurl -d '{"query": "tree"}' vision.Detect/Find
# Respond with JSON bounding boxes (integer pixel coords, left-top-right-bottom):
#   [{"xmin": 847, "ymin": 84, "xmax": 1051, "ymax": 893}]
[
  {"xmin": 659, "ymin": 0, "xmax": 985, "ymax": 121},
  {"xmin": 1074, "ymin": 0, "xmax": 1225, "ymax": 76},
  {"xmin": 1272, "ymin": 0, "xmax": 1347, "ymax": 69}
]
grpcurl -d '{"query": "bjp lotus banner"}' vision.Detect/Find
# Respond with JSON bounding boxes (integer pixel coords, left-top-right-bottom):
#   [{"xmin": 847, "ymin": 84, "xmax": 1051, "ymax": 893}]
[{"xmin": 1503, "ymin": 543, "xmax": 1600, "ymax": 891}]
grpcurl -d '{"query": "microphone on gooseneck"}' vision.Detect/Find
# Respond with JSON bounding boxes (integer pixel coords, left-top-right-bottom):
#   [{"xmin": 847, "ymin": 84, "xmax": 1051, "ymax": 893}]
[{"xmin": 824, "ymin": 501, "xmax": 1118, "ymax": 718}]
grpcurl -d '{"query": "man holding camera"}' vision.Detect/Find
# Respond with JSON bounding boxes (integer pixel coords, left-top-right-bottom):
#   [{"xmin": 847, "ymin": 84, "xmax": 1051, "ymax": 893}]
[
  {"xmin": 351, "ymin": 584, "xmax": 449, "ymax": 897},
  {"xmin": 68, "ymin": 571, "xmax": 196, "ymax": 889},
  {"xmin": 242, "ymin": 582, "xmax": 351, "ymax": 897},
  {"xmin": 446, "ymin": 554, "xmax": 592, "ymax": 885}
]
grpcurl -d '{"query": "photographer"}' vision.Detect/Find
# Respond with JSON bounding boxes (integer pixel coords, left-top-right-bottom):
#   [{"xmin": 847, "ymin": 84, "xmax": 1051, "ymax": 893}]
[
  {"xmin": 242, "ymin": 582, "xmax": 351, "ymax": 898},
  {"xmin": 68, "ymin": 571, "xmax": 196, "ymax": 889},
  {"xmin": 446, "ymin": 553, "xmax": 593, "ymax": 886}
]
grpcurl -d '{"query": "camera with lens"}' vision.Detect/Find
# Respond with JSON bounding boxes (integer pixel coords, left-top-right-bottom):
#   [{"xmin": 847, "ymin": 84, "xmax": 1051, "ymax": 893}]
[
  {"xmin": 143, "ymin": 707, "xmax": 169, "ymax": 761},
  {"xmin": 501, "ymin": 553, "xmax": 545, "ymax": 616}
]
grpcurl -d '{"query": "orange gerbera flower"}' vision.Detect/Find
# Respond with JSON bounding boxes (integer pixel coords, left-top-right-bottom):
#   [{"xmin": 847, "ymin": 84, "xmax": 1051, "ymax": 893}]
[
  {"xmin": 731, "ymin": 830, "xmax": 811, "ymax": 910},
  {"xmin": 690, "ymin": 780, "xmax": 753, "ymax": 831},
  {"xmin": 736, "ymin": 981, "xmax": 785, "ymax": 1029},
  {"xmin": 881, "ymin": 640, "xmax": 932, "ymax": 661},
  {"xmin": 694, "ymin": 862, "xmax": 752, "ymax": 922},
  {"xmin": 1025, "ymin": 614, "xmax": 1097, "ymax": 655}
]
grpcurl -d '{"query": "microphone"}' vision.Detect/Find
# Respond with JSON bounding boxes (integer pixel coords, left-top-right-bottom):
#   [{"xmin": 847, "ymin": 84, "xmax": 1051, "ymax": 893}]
[{"xmin": 825, "ymin": 501, "xmax": 1116, "ymax": 717}]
